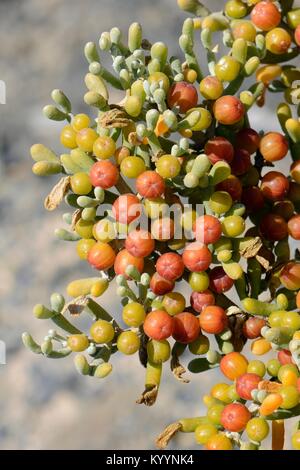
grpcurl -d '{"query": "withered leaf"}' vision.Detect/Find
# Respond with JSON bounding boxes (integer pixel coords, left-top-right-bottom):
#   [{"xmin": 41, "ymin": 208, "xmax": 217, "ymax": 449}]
[
  {"xmin": 62, "ymin": 295, "xmax": 89, "ymax": 316},
  {"xmin": 71, "ymin": 209, "xmax": 82, "ymax": 231},
  {"xmin": 99, "ymin": 108, "xmax": 132, "ymax": 128},
  {"xmin": 239, "ymin": 237, "xmax": 263, "ymax": 259},
  {"xmin": 155, "ymin": 422, "xmax": 182, "ymax": 450},
  {"xmin": 44, "ymin": 176, "xmax": 70, "ymax": 211},
  {"xmin": 136, "ymin": 385, "xmax": 158, "ymax": 406},
  {"xmin": 256, "ymin": 254, "xmax": 270, "ymax": 270},
  {"xmin": 171, "ymin": 355, "xmax": 190, "ymax": 384}
]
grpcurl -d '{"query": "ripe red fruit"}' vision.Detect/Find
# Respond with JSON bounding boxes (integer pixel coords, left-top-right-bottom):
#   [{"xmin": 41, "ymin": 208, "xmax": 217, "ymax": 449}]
[
  {"xmin": 136, "ymin": 171, "xmax": 165, "ymax": 198},
  {"xmin": 288, "ymin": 215, "xmax": 300, "ymax": 240},
  {"xmin": 90, "ymin": 160, "xmax": 119, "ymax": 189},
  {"xmin": 193, "ymin": 215, "xmax": 222, "ymax": 245},
  {"xmin": 213, "ymin": 96, "xmax": 245, "ymax": 125},
  {"xmin": 150, "ymin": 272, "xmax": 175, "ymax": 295},
  {"xmin": 114, "ymin": 249, "xmax": 144, "ymax": 276},
  {"xmin": 251, "ymin": 1, "xmax": 281, "ymax": 31},
  {"xmin": 143, "ymin": 310, "xmax": 174, "ymax": 340},
  {"xmin": 278, "ymin": 349, "xmax": 294, "ymax": 365},
  {"xmin": 243, "ymin": 317, "xmax": 266, "ymax": 339},
  {"xmin": 261, "ymin": 171, "xmax": 289, "ymax": 201},
  {"xmin": 236, "ymin": 373, "xmax": 261, "ymax": 400},
  {"xmin": 295, "ymin": 25, "xmax": 300, "ymax": 46},
  {"xmin": 190, "ymin": 290, "xmax": 215, "ymax": 313},
  {"xmin": 151, "ymin": 217, "xmax": 175, "ymax": 241},
  {"xmin": 217, "ymin": 175, "xmax": 242, "ymax": 201},
  {"xmin": 156, "ymin": 252, "xmax": 184, "ymax": 281},
  {"xmin": 112, "ymin": 194, "xmax": 142, "ymax": 224},
  {"xmin": 220, "ymin": 352, "xmax": 248, "ymax": 381},
  {"xmin": 280, "ymin": 262, "xmax": 300, "ymax": 290},
  {"xmin": 221, "ymin": 403, "xmax": 251, "ymax": 433},
  {"xmin": 230, "ymin": 149, "xmax": 252, "ymax": 176},
  {"xmin": 297, "ymin": 291, "xmax": 300, "ymax": 309},
  {"xmin": 204, "ymin": 136, "xmax": 234, "ymax": 165},
  {"xmin": 182, "ymin": 242, "xmax": 212, "ymax": 272},
  {"xmin": 241, "ymin": 187, "xmax": 265, "ymax": 213},
  {"xmin": 88, "ymin": 242, "xmax": 116, "ymax": 270},
  {"xmin": 209, "ymin": 266, "xmax": 234, "ymax": 293},
  {"xmin": 260, "ymin": 132, "xmax": 289, "ymax": 162},
  {"xmin": 172, "ymin": 312, "xmax": 201, "ymax": 344},
  {"xmin": 273, "ymin": 200, "xmax": 295, "ymax": 221},
  {"xmin": 260, "ymin": 213, "xmax": 288, "ymax": 241},
  {"xmin": 199, "ymin": 306, "xmax": 228, "ymax": 334},
  {"xmin": 288, "ymin": 182, "xmax": 300, "ymax": 204},
  {"xmin": 125, "ymin": 229, "xmax": 155, "ymax": 257},
  {"xmin": 167, "ymin": 81, "xmax": 198, "ymax": 113},
  {"xmin": 236, "ymin": 128, "xmax": 260, "ymax": 154}
]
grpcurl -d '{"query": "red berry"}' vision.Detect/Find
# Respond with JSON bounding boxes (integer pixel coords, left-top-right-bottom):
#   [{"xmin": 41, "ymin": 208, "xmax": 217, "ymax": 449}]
[
  {"xmin": 88, "ymin": 242, "xmax": 116, "ymax": 270},
  {"xmin": 261, "ymin": 171, "xmax": 289, "ymax": 201},
  {"xmin": 209, "ymin": 266, "xmax": 234, "ymax": 293},
  {"xmin": 220, "ymin": 352, "xmax": 248, "ymax": 381},
  {"xmin": 125, "ymin": 229, "xmax": 155, "ymax": 257},
  {"xmin": 136, "ymin": 171, "xmax": 165, "ymax": 198},
  {"xmin": 260, "ymin": 213, "xmax": 288, "ymax": 241},
  {"xmin": 278, "ymin": 349, "xmax": 294, "ymax": 365},
  {"xmin": 112, "ymin": 194, "xmax": 142, "ymax": 224},
  {"xmin": 114, "ymin": 249, "xmax": 144, "ymax": 276},
  {"xmin": 230, "ymin": 149, "xmax": 252, "ymax": 176},
  {"xmin": 199, "ymin": 305, "xmax": 228, "ymax": 334},
  {"xmin": 217, "ymin": 175, "xmax": 242, "ymax": 201},
  {"xmin": 241, "ymin": 187, "xmax": 265, "ymax": 213},
  {"xmin": 236, "ymin": 128, "xmax": 260, "ymax": 154},
  {"xmin": 260, "ymin": 132, "xmax": 289, "ymax": 162},
  {"xmin": 288, "ymin": 215, "xmax": 300, "ymax": 240},
  {"xmin": 193, "ymin": 215, "xmax": 222, "ymax": 245},
  {"xmin": 90, "ymin": 160, "xmax": 119, "ymax": 189},
  {"xmin": 182, "ymin": 242, "xmax": 212, "ymax": 272},
  {"xmin": 143, "ymin": 310, "xmax": 174, "ymax": 340},
  {"xmin": 213, "ymin": 96, "xmax": 245, "ymax": 125},
  {"xmin": 280, "ymin": 262, "xmax": 300, "ymax": 291},
  {"xmin": 156, "ymin": 253, "xmax": 184, "ymax": 281},
  {"xmin": 190, "ymin": 290, "xmax": 215, "ymax": 313},
  {"xmin": 236, "ymin": 373, "xmax": 261, "ymax": 400},
  {"xmin": 221, "ymin": 403, "xmax": 251, "ymax": 432},
  {"xmin": 251, "ymin": 1, "xmax": 281, "ymax": 32},
  {"xmin": 172, "ymin": 312, "xmax": 201, "ymax": 344},
  {"xmin": 243, "ymin": 317, "xmax": 266, "ymax": 339},
  {"xmin": 150, "ymin": 272, "xmax": 175, "ymax": 295},
  {"xmin": 205, "ymin": 137, "xmax": 234, "ymax": 165},
  {"xmin": 295, "ymin": 25, "xmax": 300, "ymax": 46},
  {"xmin": 167, "ymin": 81, "xmax": 198, "ymax": 113}
]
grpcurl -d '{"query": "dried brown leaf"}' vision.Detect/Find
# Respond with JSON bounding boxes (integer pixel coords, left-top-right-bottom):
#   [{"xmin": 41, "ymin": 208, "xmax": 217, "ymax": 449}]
[
  {"xmin": 240, "ymin": 237, "xmax": 263, "ymax": 259},
  {"xmin": 256, "ymin": 254, "xmax": 270, "ymax": 270},
  {"xmin": 171, "ymin": 355, "xmax": 190, "ymax": 384},
  {"xmin": 62, "ymin": 295, "xmax": 89, "ymax": 316},
  {"xmin": 99, "ymin": 108, "xmax": 132, "ymax": 128},
  {"xmin": 155, "ymin": 422, "xmax": 182, "ymax": 449},
  {"xmin": 71, "ymin": 209, "xmax": 82, "ymax": 231},
  {"xmin": 44, "ymin": 176, "xmax": 70, "ymax": 211},
  {"xmin": 136, "ymin": 385, "xmax": 158, "ymax": 406}
]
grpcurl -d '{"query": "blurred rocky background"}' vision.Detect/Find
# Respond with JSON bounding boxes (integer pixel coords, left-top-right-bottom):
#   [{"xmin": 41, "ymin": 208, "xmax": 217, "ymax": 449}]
[{"xmin": 0, "ymin": 0, "xmax": 294, "ymax": 449}]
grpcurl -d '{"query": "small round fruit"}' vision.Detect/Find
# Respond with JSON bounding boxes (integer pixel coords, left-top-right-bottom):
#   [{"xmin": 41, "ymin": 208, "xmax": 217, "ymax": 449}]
[
  {"xmin": 75, "ymin": 219, "xmax": 94, "ymax": 239},
  {"xmin": 76, "ymin": 238, "xmax": 96, "ymax": 260},
  {"xmin": 156, "ymin": 253, "xmax": 184, "ymax": 281},
  {"xmin": 199, "ymin": 306, "xmax": 228, "ymax": 334},
  {"xmin": 261, "ymin": 171, "xmax": 289, "ymax": 201},
  {"xmin": 215, "ymin": 56, "xmax": 241, "ymax": 82},
  {"xmin": 76, "ymin": 128, "xmax": 98, "ymax": 152},
  {"xmin": 279, "ymin": 385, "xmax": 299, "ymax": 409},
  {"xmin": 120, "ymin": 156, "xmax": 146, "ymax": 178},
  {"xmin": 122, "ymin": 302, "xmax": 146, "ymax": 327},
  {"xmin": 60, "ymin": 124, "xmax": 77, "ymax": 149},
  {"xmin": 93, "ymin": 136, "xmax": 116, "ymax": 160},
  {"xmin": 205, "ymin": 136, "xmax": 234, "ymax": 165},
  {"xmin": 209, "ymin": 266, "xmax": 234, "ymax": 294},
  {"xmin": 246, "ymin": 417, "xmax": 269, "ymax": 442},
  {"xmin": 225, "ymin": 0, "xmax": 248, "ymax": 19},
  {"xmin": 70, "ymin": 172, "xmax": 92, "ymax": 195},
  {"xmin": 292, "ymin": 430, "xmax": 300, "ymax": 450},
  {"xmin": 195, "ymin": 423, "xmax": 218, "ymax": 445},
  {"xmin": 251, "ymin": 338, "xmax": 272, "ymax": 356},
  {"xmin": 67, "ymin": 334, "xmax": 89, "ymax": 352},
  {"xmin": 172, "ymin": 312, "xmax": 201, "ymax": 344},
  {"xmin": 209, "ymin": 191, "xmax": 233, "ymax": 214},
  {"xmin": 220, "ymin": 352, "xmax": 248, "ymax": 381},
  {"xmin": 221, "ymin": 403, "xmax": 251, "ymax": 432},
  {"xmin": 162, "ymin": 292, "xmax": 186, "ymax": 316},
  {"xmin": 211, "ymin": 383, "xmax": 231, "ymax": 403},
  {"xmin": 117, "ymin": 331, "xmax": 140, "ymax": 355},
  {"xmin": 194, "ymin": 215, "xmax": 222, "ymax": 244},
  {"xmin": 72, "ymin": 113, "xmax": 90, "ymax": 131},
  {"xmin": 199, "ymin": 76, "xmax": 224, "ymax": 100},
  {"xmin": 114, "ymin": 249, "xmax": 144, "ymax": 276},
  {"xmin": 242, "ymin": 187, "xmax": 265, "ymax": 213},
  {"xmin": 147, "ymin": 339, "xmax": 171, "ymax": 364},
  {"xmin": 278, "ymin": 349, "xmax": 294, "ymax": 365},
  {"xmin": 112, "ymin": 194, "xmax": 141, "ymax": 224},
  {"xmin": 222, "ymin": 215, "xmax": 245, "ymax": 238},
  {"xmin": 251, "ymin": 1, "xmax": 281, "ymax": 31},
  {"xmin": 189, "ymin": 334, "xmax": 210, "ymax": 355},
  {"xmin": 280, "ymin": 262, "xmax": 300, "ymax": 290},
  {"xmin": 182, "ymin": 242, "xmax": 212, "ymax": 272},
  {"xmin": 213, "ymin": 95, "xmax": 244, "ymax": 125},
  {"xmin": 90, "ymin": 320, "xmax": 115, "ymax": 343},
  {"xmin": 90, "ymin": 160, "xmax": 119, "ymax": 189},
  {"xmin": 217, "ymin": 175, "xmax": 242, "ymax": 201},
  {"xmin": 247, "ymin": 360, "xmax": 266, "ymax": 378},
  {"xmin": 151, "ymin": 217, "xmax": 175, "ymax": 241},
  {"xmin": 190, "ymin": 290, "xmax": 215, "ymax": 313},
  {"xmin": 88, "ymin": 242, "xmax": 116, "ymax": 270},
  {"xmin": 205, "ymin": 433, "xmax": 233, "ymax": 450},
  {"xmin": 260, "ymin": 133, "xmax": 289, "ymax": 162},
  {"xmin": 125, "ymin": 229, "xmax": 155, "ymax": 258},
  {"xmin": 232, "ymin": 21, "xmax": 257, "ymax": 42},
  {"xmin": 267, "ymin": 358, "xmax": 281, "ymax": 377},
  {"xmin": 207, "ymin": 404, "xmax": 225, "ymax": 426},
  {"xmin": 150, "ymin": 272, "xmax": 175, "ymax": 295},
  {"xmin": 260, "ymin": 213, "xmax": 288, "ymax": 241},
  {"xmin": 236, "ymin": 373, "xmax": 261, "ymax": 400},
  {"xmin": 136, "ymin": 171, "xmax": 165, "ymax": 198},
  {"xmin": 230, "ymin": 149, "xmax": 251, "ymax": 176},
  {"xmin": 189, "ymin": 272, "xmax": 210, "ymax": 292},
  {"xmin": 266, "ymin": 28, "xmax": 292, "ymax": 55},
  {"xmin": 288, "ymin": 215, "xmax": 300, "ymax": 240},
  {"xmin": 186, "ymin": 107, "xmax": 212, "ymax": 131},
  {"xmin": 236, "ymin": 128, "xmax": 260, "ymax": 154},
  {"xmin": 291, "ymin": 160, "xmax": 300, "ymax": 184},
  {"xmin": 143, "ymin": 310, "xmax": 174, "ymax": 340},
  {"xmin": 167, "ymin": 81, "xmax": 198, "ymax": 113},
  {"xmin": 156, "ymin": 155, "xmax": 181, "ymax": 179},
  {"xmin": 243, "ymin": 317, "xmax": 266, "ymax": 339}
]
